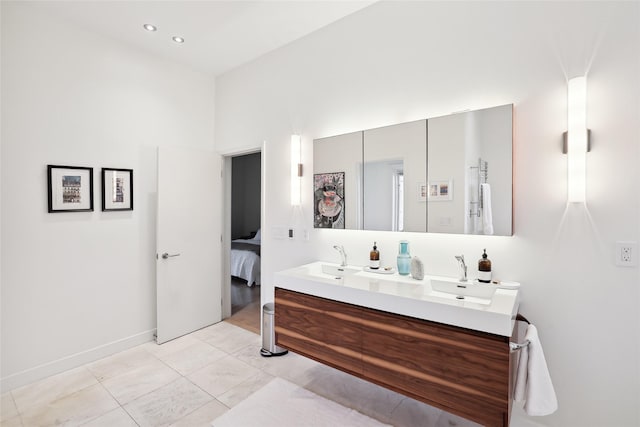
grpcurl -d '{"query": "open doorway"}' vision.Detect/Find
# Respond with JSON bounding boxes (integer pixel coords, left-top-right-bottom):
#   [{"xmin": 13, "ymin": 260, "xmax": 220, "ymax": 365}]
[{"xmin": 224, "ymin": 151, "xmax": 262, "ymax": 334}]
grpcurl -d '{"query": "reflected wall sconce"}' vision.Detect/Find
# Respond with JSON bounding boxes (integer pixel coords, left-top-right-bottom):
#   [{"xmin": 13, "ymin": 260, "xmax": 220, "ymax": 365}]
[
  {"xmin": 564, "ymin": 76, "xmax": 591, "ymax": 203},
  {"xmin": 291, "ymin": 134, "xmax": 302, "ymax": 206}
]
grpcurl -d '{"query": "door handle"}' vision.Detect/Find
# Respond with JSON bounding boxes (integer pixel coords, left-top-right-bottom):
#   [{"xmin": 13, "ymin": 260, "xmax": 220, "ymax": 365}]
[{"xmin": 162, "ymin": 252, "xmax": 181, "ymax": 259}]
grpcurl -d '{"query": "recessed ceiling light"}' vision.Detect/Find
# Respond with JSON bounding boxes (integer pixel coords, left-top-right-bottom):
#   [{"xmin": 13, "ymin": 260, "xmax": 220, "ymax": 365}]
[
  {"xmin": 172, "ymin": 36, "xmax": 185, "ymax": 44},
  {"xmin": 143, "ymin": 24, "xmax": 157, "ymax": 32}
]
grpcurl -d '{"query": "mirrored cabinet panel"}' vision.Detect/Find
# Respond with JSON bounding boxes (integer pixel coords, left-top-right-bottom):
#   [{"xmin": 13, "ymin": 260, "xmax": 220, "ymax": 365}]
[
  {"xmin": 313, "ymin": 131, "xmax": 363, "ymax": 229},
  {"xmin": 363, "ymin": 120, "xmax": 427, "ymax": 232},
  {"xmin": 428, "ymin": 105, "xmax": 512, "ymax": 236},
  {"xmin": 313, "ymin": 104, "xmax": 513, "ymax": 236}
]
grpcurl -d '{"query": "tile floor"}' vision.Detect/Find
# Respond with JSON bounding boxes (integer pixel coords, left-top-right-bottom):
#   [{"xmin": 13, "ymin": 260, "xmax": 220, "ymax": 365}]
[
  {"xmin": 225, "ymin": 279, "xmax": 260, "ymax": 334},
  {"xmin": 1, "ymin": 321, "xmax": 479, "ymax": 427}
]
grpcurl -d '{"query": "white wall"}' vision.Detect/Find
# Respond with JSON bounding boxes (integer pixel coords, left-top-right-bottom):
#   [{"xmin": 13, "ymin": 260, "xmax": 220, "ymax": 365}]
[
  {"xmin": 215, "ymin": 2, "xmax": 640, "ymax": 426},
  {"xmin": 1, "ymin": 3, "xmax": 215, "ymax": 390}
]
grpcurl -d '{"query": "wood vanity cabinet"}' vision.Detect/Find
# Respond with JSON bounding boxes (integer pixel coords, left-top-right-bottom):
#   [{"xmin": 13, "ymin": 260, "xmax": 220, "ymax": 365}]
[{"xmin": 275, "ymin": 287, "xmax": 515, "ymax": 427}]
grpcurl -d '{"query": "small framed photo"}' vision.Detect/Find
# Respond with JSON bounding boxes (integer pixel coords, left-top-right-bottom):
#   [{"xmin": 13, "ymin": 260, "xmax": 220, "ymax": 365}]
[
  {"xmin": 428, "ymin": 179, "xmax": 453, "ymax": 201},
  {"xmin": 102, "ymin": 168, "xmax": 133, "ymax": 211},
  {"xmin": 417, "ymin": 182, "xmax": 428, "ymax": 202},
  {"xmin": 48, "ymin": 165, "xmax": 94, "ymax": 213}
]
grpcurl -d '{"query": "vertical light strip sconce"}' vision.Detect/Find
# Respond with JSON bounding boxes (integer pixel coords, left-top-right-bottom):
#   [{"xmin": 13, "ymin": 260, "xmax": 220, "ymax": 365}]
[
  {"xmin": 565, "ymin": 76, "xmax": 590, "ymax": 203},
  {"xmin": 291, "ymin": 134, "xmax": 302, "ymax": 206}
]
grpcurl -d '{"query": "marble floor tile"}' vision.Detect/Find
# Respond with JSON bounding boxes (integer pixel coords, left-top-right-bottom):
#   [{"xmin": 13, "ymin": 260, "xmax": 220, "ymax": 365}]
[
  {"xmin": 388, "ymin": 396, "xmax": 444, "ymax": 427},
  {"xmin": 168, "ymin": 400, "xmax": 229, "ymax": 427},
  {"xmin": 435, "ymin": 411, "xmax": 483, "ymax": 427},
  {"xmin": 200, "ymin": 322, "xmax": 261, "ymax": 354},
  {"xmin": 156, "ymin": 340, "xmax": 228, "ymax": 376},
  {"xmin": 189, "ymin": 322, "xmax": 222, "ymax": 341},
  {"xmin": 258, "ymin": 349, "xmax": 323, "ymax": 386},
  {"xmin": 187, "ymin": 354, "xmax": 261, "ymax": 397},
  {"xmin": 142, "ymin": 334, "xmax": 202, "ymax": 359},
  {"xmin": 123, "ymin": 377, "xmax": 213, "ymax": 427},
  {"xmin": 20, "ymin": 383, "xmax": 118, "ymax": 427},
  {"xmin": 81, "ymin": 407, "xmax": 137, "ymax": 427},
  {"xmin": 0, "ymin": 416, "xmax": 22, "ymax": 427},
  {"xmin": 100, "ymin": 358, "xmax": 181, "ymax": 405},
  {"xmin": 1, "ymin": 393, "xmax": 18, "ymax": 422},
  {"xmin": 302, "ymin": 363, "xmax": 405, "ymax": 424},
  {"xmin": 87, "ymin": 345, "xmax": 160, "ymax": 381},
  {"xmin": 215, "ymin": 370, "xmax": 274, "ymax": 408},
  {"xmin": 230, "ymin": 342, "xmax": 279, "ymax": 371},
  {"xmin": 11, "ymin": 366, "xmax": 98, "ymax": 414}
]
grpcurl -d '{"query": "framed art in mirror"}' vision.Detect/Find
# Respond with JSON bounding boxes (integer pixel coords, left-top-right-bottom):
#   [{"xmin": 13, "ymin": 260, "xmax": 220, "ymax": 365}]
[
  {"xmin": 102, "ymin": 168, "xmax": 133, "ymax": 211},
  {"xmin": 314, "ymin": 172, "xmax": 344, "ymax": 229},
  {"xmin": 47, "ymin": 165, "xmax": 94, "ymax": 213}
]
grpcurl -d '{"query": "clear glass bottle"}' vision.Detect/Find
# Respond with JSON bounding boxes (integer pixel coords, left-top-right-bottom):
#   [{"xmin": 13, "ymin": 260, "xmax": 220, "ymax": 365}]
[
  {"xmin": 478, "ymin": 248, "xmax": 492, "ymax": 283},
  {"xmin": 369, "ymin": 242, "xmax": 380, "ymax": 269},
  {"xmin": 397, "ymin": 240, "xmax": 411, "ymax": 275}
]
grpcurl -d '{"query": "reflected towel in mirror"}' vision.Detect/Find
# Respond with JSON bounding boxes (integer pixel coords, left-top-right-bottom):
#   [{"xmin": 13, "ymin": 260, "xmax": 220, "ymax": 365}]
[{"xmin": 481, "ymin": 183, "xmax": 494, "ymax": 235}]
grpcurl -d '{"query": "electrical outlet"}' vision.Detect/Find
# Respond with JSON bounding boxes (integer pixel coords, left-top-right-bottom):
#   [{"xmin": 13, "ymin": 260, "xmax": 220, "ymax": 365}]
[{"xmin": 616, "ymin": 241, "xmax": 637, "ymax": 267}]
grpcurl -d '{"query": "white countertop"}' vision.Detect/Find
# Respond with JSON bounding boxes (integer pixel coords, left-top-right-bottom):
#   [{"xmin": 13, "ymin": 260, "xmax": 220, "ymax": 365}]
[{"xmin": 273, "ymin": 261, "xmax": 520, "ymax": 337}]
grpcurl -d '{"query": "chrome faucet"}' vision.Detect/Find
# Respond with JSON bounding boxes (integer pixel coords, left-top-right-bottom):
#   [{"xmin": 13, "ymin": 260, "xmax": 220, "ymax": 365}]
[
  {"xmin": 333, "ymin": 245, "xmax": 347, "ymax": 267},
  {"xmin": 455, "ymin": 255, "xmax": 467, "ymax": 282}
]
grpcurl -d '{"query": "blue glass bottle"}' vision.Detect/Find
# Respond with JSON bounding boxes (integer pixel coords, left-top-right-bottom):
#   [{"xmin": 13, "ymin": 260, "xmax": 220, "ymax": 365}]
[{"xmin": 397, "ymin": 240, "xmax": 411, "ymax": 275}]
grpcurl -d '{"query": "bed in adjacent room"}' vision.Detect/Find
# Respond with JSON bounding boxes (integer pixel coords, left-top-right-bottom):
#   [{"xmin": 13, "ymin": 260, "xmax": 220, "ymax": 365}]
[{"xmin": 230, "ymin": 229, "xmax": 261, "ymax": 286}]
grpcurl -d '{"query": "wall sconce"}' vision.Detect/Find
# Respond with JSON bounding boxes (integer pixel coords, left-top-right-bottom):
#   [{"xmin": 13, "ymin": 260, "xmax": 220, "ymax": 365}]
[
  {"xmin": 291, "ymin": 134, "xmax": 302, "ymax": 206},
  {"xmin": 564, "ymin": 75, "xmax": 590, "ymax": 203}
]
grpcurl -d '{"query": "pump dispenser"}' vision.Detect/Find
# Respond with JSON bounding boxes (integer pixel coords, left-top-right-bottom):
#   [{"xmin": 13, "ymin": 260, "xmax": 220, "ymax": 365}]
[
  {"xmin": 369, "ymin": 242, "xmax": 380, "ymax": 269},
  {"xmin": 478, "ymin": 249, "xmax": 492, "ymax": 283}
]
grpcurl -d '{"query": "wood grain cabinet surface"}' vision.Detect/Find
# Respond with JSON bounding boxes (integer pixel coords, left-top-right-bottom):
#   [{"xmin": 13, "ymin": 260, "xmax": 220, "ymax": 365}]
[{"xmin": 275, "ymin": 287, "xmax": 515, "ymax": 427}]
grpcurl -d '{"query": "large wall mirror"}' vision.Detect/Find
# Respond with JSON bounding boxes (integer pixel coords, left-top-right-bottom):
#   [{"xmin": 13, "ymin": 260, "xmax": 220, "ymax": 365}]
[{"xmin": 313, "ymin": 104, "xmax": 513, "ymax": 236}]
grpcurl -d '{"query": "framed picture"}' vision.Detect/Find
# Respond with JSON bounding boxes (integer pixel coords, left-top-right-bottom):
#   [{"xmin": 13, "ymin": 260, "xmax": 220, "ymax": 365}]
[
  {"xmin": 314, "ymin": 172, "xmax": 345, "ymax": 229},
  {"xmin": 428, "ymin": 179, "xmax": 453, "ymax": 201},
  {"xmin": 47, "ymin": 165, "xmax": 94, "ymax": 212},
  {"xmin": 102, "ymin": 168, "xmax": 133, "ymax": 211},
  {"xmin": 417, "ymin": 182, "xmax": 428, "ymax": 202}
]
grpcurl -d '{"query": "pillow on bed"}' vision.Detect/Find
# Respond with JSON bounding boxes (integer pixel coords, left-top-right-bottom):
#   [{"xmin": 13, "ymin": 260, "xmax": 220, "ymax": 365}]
[{"xmin": 253, "ymin": 229, "xmax": 261, "ymax": 241}]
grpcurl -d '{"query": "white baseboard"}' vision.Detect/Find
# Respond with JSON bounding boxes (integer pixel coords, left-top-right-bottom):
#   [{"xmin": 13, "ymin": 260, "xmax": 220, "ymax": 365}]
[{"xmin": 0, "ymin": 329, "xmax": 156, "ymax": 393}]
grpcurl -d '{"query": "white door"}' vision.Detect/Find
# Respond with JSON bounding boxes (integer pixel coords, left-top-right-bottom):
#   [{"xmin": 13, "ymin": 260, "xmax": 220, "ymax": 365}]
[{"xmin": 156, "ymin": 146, "xmax": 222, "ymax": 344}]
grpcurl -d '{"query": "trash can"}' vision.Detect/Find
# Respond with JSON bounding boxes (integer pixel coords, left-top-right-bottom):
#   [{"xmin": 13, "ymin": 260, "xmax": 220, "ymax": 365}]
[{"xmin": 260, "ymin": 302, "xmax": 288, "ymax": 357}]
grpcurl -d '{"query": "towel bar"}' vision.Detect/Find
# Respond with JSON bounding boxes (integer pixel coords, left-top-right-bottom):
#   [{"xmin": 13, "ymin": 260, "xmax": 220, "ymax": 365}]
[
  {"xmin": 509, "ymin": 340, "xmax": 530, "ymax": 351},
  {"xmin": 509, "ymin": 314, "xmax": 531, "ymax": 351}
]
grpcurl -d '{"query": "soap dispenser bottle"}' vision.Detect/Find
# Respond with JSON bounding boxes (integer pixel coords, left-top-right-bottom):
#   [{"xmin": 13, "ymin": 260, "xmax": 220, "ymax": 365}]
[
  {"xmin": 478, "ymin": 249, "xmax": 492, "ymax": 283},
  {"xmin": 369, "ymin": 242, "xmax": 380, "ymax": 270}
]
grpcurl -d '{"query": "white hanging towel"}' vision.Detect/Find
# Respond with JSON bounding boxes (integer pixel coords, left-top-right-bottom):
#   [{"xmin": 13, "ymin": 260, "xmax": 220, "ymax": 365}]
[
  {"xmin": 513, "ymin": 342, "xmax": 529, "ymax": 403},
  {"xmin": 513, "ymin": 324, "xmax": 558, "ymax": 416},
  {"xmin": 480, "ymin": 183, "xmax": 494, "ymax": 235}
]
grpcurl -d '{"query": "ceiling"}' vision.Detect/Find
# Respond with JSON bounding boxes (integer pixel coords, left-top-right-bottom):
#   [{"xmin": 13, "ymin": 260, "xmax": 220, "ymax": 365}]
[{"xmin": 30, "ymin": 0, "xmax": 375, "ymax": 76}]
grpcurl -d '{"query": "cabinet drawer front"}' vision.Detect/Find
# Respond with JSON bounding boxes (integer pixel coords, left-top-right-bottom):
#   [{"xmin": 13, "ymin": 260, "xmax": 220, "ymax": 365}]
[
  {"xmin": 274, "ymin": 288, "xmax": 512, "ymax": 427},
  {"xmin": 275, "ymin": 288, "xmax": 363, "ymax": 375},
  {"xmin": 359, "ymin": 308, "xmax": 509, "ymax": 425}
]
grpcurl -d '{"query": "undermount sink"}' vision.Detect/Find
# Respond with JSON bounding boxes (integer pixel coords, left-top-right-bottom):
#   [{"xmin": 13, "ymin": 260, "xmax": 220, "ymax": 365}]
[{"xmin": 429, "ymin": 278, "xmax": 499, "ymax": 299}]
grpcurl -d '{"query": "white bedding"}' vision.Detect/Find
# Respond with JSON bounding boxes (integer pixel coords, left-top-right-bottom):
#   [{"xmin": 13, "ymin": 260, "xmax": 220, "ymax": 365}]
[{"xmin": 231, "ymin": 238, "xmax": 260, "ymax": 286}]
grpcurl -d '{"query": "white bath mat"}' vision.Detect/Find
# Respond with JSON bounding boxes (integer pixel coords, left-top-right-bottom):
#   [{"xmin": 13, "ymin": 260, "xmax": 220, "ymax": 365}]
[{"xmin": 211, "ymin": 377, "xmax": 391, "ymax": 427}]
